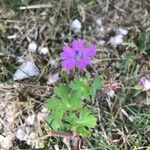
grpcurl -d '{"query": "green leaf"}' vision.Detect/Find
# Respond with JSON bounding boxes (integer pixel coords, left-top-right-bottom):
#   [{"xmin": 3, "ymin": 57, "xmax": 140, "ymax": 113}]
[
  {"xmin": 4, "ymin": 0, "xmax": 28, "ymax": 10},
  {"xmin": 64, "ymin": 113, "xmax": 78, "ymax": 123},
  {"xmin": 136, "ymin": 32, "xmax": 150, "ymax": 52},
  {"xmin": 69, "ymin": 91, "xmax": 83, "ymax": 110},
  {"xmin": 46, "ymin": 96, "xmax": 68, "ymax": 112},
  {"xmin": 75, "ymin": 107, "xmax": 97, "ymax": 128},
  {"xmin": 46, "ymin": 80, "xmax": 97, "ymax": 136},
  {"xmin": 90, "ymin": 75, "xmax": 104, "ymax": 100},
  {"xmin": 133, "ymin": 84, "xmax": 143, "ymax": 91},
  {"xmin": 46, "ymin": 96, "xmax": 61, "ymax": 110},
  {"xmin": 54, "ymin": 84, "xmax": 70, "ymax": 102},
  {"xmin": 120, "ymin": 52, "xmax": 134, "ymax": 73},
  {"xmin": 47, "ymin": 109, "xmax": 65, "ymax": 130},
  {"xmin": 124, "ymin": 89, "xmax": 141, "ymax": 103},
  {"xmin": 70, "ymin": 78, "xmax": 91, "ymax": 100},
  {"xmin": 93, "ymin": 75, "xmax": 103, "ymax": 90},
  {"xmin": 76, "ymin": 126, "xmax": 91, "ymax": 137}
]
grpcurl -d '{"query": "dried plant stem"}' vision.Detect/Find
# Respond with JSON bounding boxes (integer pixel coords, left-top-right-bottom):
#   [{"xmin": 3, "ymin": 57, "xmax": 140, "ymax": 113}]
[
  {"xmin": 19, "ymin": 4, "xmax": 52, "ymax": 10},
  {"xmin": 39, "ymin": 131, "xmax": 80, "ymax": 150},
  {"xmin": 92, "ymin": 58, "xmax": 122, "ymax": 64},
  {"xmin": 0, "ymin": 118, "xmax": 13, "ymax": 133},
  {"xmin": 40, "ymin": 131, "xmax": 76, "ymax": 139}
]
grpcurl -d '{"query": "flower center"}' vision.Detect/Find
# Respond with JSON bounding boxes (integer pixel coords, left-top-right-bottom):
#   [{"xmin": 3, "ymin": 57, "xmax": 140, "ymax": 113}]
[{"xmin": 75, "ymin": 50, "xmax": 83, "ymax": 61}]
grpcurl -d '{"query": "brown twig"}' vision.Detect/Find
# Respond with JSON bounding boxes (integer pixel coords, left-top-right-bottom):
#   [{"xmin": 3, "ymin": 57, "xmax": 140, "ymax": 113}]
[
  {"xmin": 39, "ymin": 131, "xmax": 76, "ymax": 139},
  {"xmin": 39, "ymin": 131, "xmax": 80, "ymax": 150}
]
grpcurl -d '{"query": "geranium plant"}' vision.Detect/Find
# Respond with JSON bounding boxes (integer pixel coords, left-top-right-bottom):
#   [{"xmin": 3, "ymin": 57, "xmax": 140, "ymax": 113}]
[
  {"xmin": 46, "ymin": 39, "xmax": 102, "ymax": 138},
  {"xmin": 46, "ymin": 76, "xmax": 103, "ymax": 137}
]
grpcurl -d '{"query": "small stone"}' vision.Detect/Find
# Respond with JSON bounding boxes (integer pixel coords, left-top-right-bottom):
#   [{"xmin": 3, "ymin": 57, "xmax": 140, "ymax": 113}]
[
  {"xmin": 47, "ymin": 73, "xmax": 59, "ymax": 85},
  {"xmin": 96, "ymin": 18, "xmax": 102, "ymax": 26},
  {"xmin": 17, "ymin": 57, "xmax": 26, "ymax": 63},
  {"xmin": 117, "ymin": 28, "xmax": 128, "ymax": 36},
  {"xmin": 7, "ymin": 34, "xmax": 17, "ymax": 39},
  {"xmin": 49, "ymin": 59, "xmax": 57, "ymax": 67},
  {"xmin": 16, "ymin": 128, "xmax": 28, "ymax": 141},
  {"xmin": 61, "ymin": 32, "xmax": 65, "ymax": 38},
  {"xmin": 26, "ymin": 132, "xmax": 36, "ymax": 147},
  {"xmin": 37, "ymin": 107, "xmax": 49, "ymax": 122},
  {"xmin": 54, "ymin": 144, "xmax": 60, "ymax": 150},
  {"xmin": 35, "ymin": 140, "xmax": 45, "ymax": 149},
  {"xmin": 0, "ymin": 135, "xmax": 14, "ymax": 149},
  {"xmin": 38, "ymin": 47, "xmax": 49, "ymax": 55},
  {"xmin": 26, "ymin": 115, "xmax": 35, "ymax": 125},
  {"xmin": 98, "ymin": 40, "xmax": 105, "ymax": 45},
  {"xmin": 28, "ymin": 41, "xmax": 37, "ymax": 53},
  {"xmin": 71, "ymin": 19, "xmax": 82, "ymax": 33},
  {"xmin": 107, "ymin": 89, "xmax": 115, "ymax": 98},
  {"xmin": 13, "ymin": 61, "xmax": 40, "ymax": 80},
  {"xmin": 109, "ymin": 35, "xmax": 123, "ymax": 46}
]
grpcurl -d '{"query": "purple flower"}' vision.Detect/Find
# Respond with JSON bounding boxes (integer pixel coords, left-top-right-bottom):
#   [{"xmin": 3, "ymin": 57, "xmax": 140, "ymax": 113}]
[
  {"xmin": 60, "ymin": 39, "xmax": 96, "ymax": 71},
  {"xmin": 139, "ymin": 76, "xmax": 150, "ymax": 91},
  {"xmin": 139, "ymin": 76, "xmax": 147, "ymax": 86}
]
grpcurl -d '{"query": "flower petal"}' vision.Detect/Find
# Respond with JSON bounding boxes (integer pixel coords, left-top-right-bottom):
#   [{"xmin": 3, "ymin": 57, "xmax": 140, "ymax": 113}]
[
  {"xmin": 60, "ymin": 45, "xmax": 75, "ymax": 59},
  {"xmin": 72, "ymin": 39, "xmax": 84, "ymax": 50},
  {"xmin": 77, "ymin": 58, "xmax": 90, "ymax": 69},
  {"xmin": 84, "ymin": 44, "xmax": 96, "ymax": 57},
  {"xmin": 61, "ymin": 58, "xmax": 76, "ymax": 71}
]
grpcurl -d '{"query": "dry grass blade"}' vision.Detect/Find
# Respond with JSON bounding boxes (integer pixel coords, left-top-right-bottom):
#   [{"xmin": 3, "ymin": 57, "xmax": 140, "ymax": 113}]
[{"xmin": 19, "ymin": 4, "xmax": 52, "ymax": 10}]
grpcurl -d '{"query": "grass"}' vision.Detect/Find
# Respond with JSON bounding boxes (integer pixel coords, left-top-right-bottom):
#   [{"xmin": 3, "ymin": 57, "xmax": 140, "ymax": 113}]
[{"xmin": 0, "ymin": 0, "xmax": 150, "ymax": 149}]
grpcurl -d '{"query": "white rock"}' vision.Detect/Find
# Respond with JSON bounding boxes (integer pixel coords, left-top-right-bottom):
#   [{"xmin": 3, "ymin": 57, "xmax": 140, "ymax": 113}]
[
  {"xmin": 16, "ymin": 128, "xmax": 28, "ymax": 141},
  {"xmin": 107, "ymin": 90, "xmax": 115, "ymax": 98},
  {"xmin": 98, "ymin": 40, "xmax": 105, "ymax": 45},
  {"xmin": 26, "ymin": 132, "xmax": 44, "ymax": 149},
  {"xmin": 17, "ymin": 57, "xmax": 26, "ymax": 63},
  {"xmin": 96, "ymin": 18, "xmax": 102, "ymax": 26},
  {"xmin": 7, "ymin": 34, "xmax": 17, "ymax": 39},
  {"xmin": 47, "ymin": 73, "xmax": 59, "ymax": 85},
  {"xmin": 54, "ymin": 144, "xmax": 60, "ymax": 150},
  {"xmin": 35, "ymin": 140, "xmax": 45, "ymax": 149},
  {"xmin": 6, "ymin": 115, "xmax": 14, "ymax": 123},
  {"xmin": 26, "ymin": 115, "xmax": 35, "ymax": 125},
  {"xmin": 13, "ymin": 61, "xmax": 40, "ymax": 80},
  {"xmin": 109, "ymin": 34, "xmax": 123, "ymax": 46},
  {"xmin": 0, "ymin": 135, "xmax": 13, "ymax": 149},
  {"xmin": 26, "ymin": 132, "xmax": 36, "ymax": 147},
  {"xmin": 143, "ymin": 79, "xmax": 150, "ymax": 91},
  {"xmin": 37, "ymin": 107, "xmax": 49, "ymax": 121},
  {"xmin": 5, "ymin": 105, "xmax": 16, "ymax": 124},
  {"xmin": 61, "ymin": 32, "xmax": 65, "ymax": 38},
  {"xmin": 38, "ymin": 47, "xmax": 49, "ymax": 55},
  {"xmin": 71, "ymin": 19, "xmax": 82, "ymax": 33},
  {"xmin": 41, "ymin": 106, "xmax": 48, "ymax": 113},
  {"xmin": 99, "ymin": 26, "xmax": 105, "ymax": 32},
  {"xmin": 50, "ymin": 59, "xmax": 57, "ymax": 67},
  {"xmin": 28, "ymin": 41, "xmax": 37, "ymax": 53},
  {"xmin": 117, "ymin": 28, "xmax": 128, "ymax": 36}
]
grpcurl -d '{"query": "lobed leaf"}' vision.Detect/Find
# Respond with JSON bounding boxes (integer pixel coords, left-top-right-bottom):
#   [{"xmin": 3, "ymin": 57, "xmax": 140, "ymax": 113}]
[
  {"xmin": 75, "ymin": 107, "xmax": 97, "ymax": 128},
  {"xmin": 54, "ymin": 83, "xmax": 70, "ymax": 102},
  {"xmin": 70, "ymin": 78, "xmax": 91, "ymax": 100},
  {"xmin": 90, "ymin": 75, "xmax": 104, "ymax": 100}
]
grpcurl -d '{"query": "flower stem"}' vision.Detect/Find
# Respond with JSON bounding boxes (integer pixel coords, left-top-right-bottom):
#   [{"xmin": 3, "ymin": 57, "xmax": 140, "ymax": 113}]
[{"xmin": 61, "ymin": 70, "xmax": 69, "ymax": 83}]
